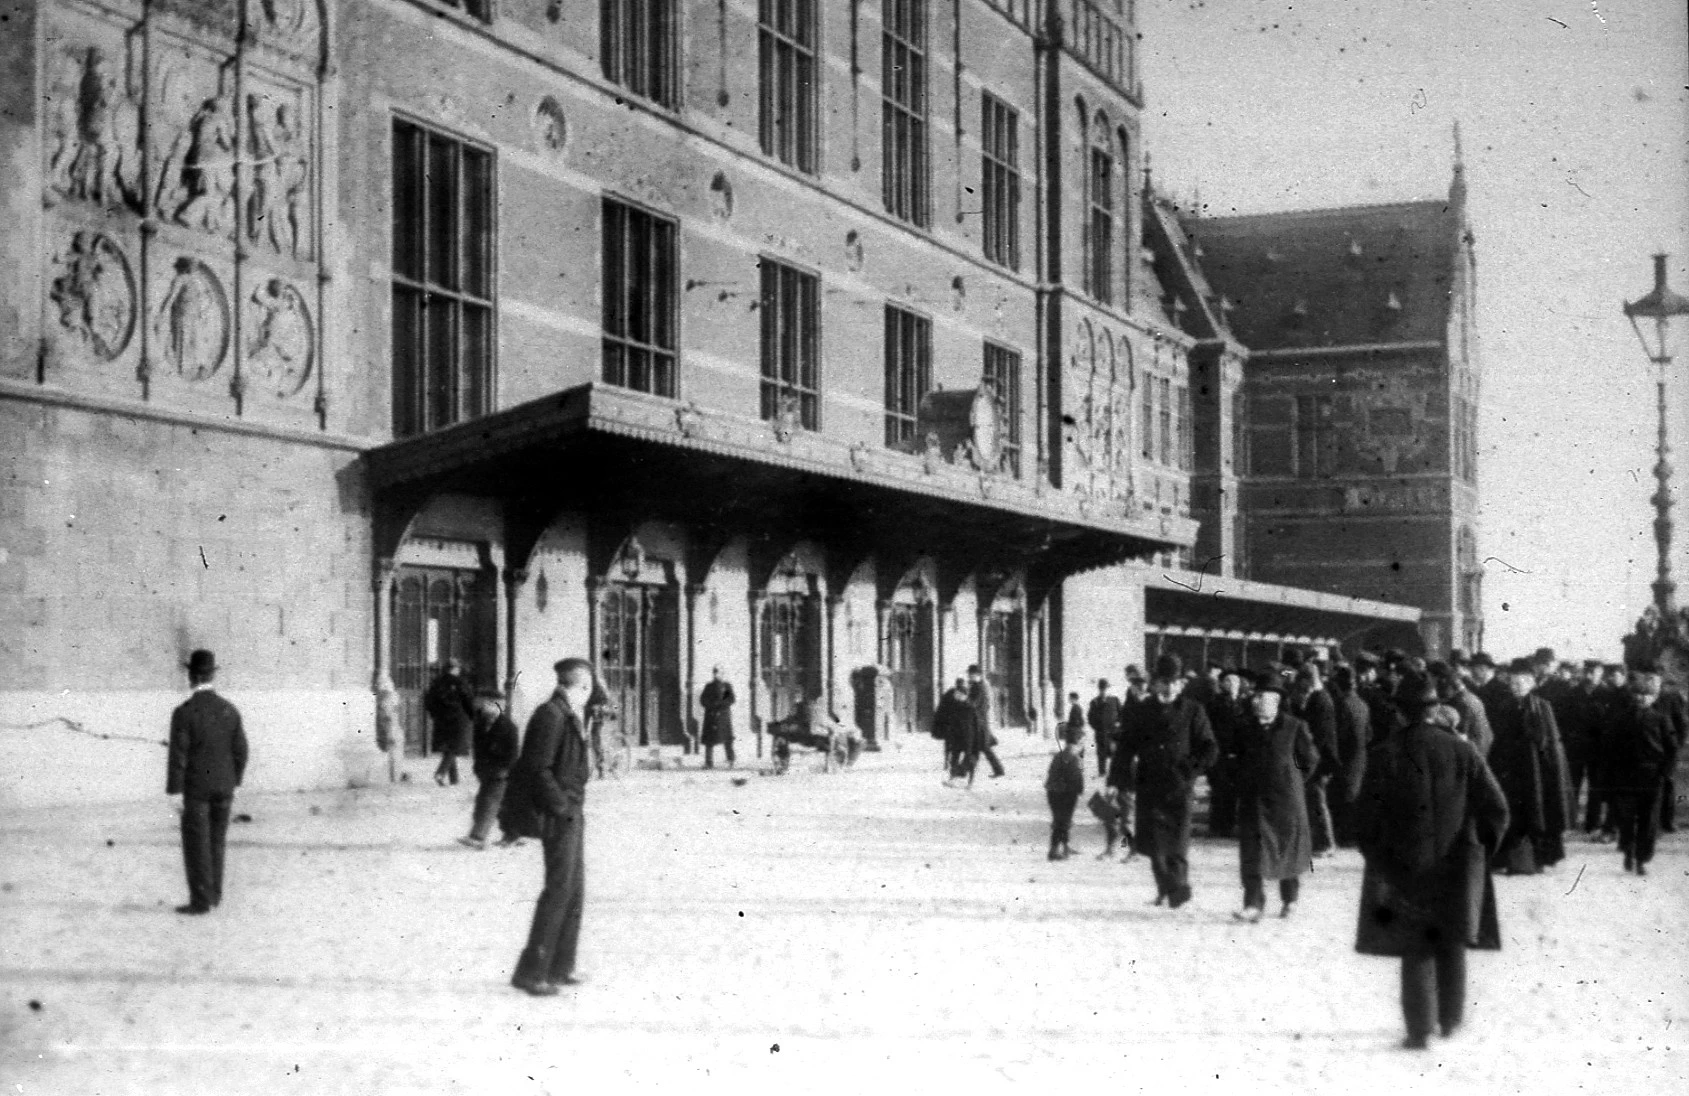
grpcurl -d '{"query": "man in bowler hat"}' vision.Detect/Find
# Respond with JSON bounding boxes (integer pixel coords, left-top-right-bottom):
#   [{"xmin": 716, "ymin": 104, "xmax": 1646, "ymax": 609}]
[
  {"xmin": 166, "ymin": 649, "xmax": 248, "ymax": 915},
  {"xmin": 507, "ymin": 658, "xmax": 597, "ymax": 995}
]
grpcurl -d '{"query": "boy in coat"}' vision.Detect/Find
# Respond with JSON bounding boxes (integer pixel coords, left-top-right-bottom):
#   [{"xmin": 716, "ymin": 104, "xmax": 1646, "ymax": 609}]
[
  {"xmin": 460, "ymin": 691, "xmax": 521, "ymax": 849},
  {"xmin": 1045, "ymin": 725, "xmax": 1087, "ymax": 860}
]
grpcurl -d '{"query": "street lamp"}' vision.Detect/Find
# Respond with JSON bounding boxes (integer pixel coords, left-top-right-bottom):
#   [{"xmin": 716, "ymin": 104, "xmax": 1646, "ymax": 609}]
[{"xmin": 1625, "ymin": 254, "xmax": 1689, "ymax": 614}]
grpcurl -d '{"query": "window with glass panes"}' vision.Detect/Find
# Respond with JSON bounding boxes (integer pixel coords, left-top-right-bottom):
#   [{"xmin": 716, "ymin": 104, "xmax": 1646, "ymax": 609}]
[
  {"xmin": 436, "ymin": 0, "xmax": 490, "ymax": 21},
  {"xmin": 982, "ymin": 342, "xmax": 1022, "ymax": 476},
  {"xmin": 759, "ymin": 0, "xmax": 817, "ymax": 172},
  {"xmin": 981, "ymin": 93, "xmax": 1020, "ymax": 269},
  {"xmin": 602, "ymin": 198, "xmax": 678, "ymax": 398},
  {"xmin": 1088, "ymin": 133, "xmax": 1114, "ymax": 304},
  {"xmin": 390, "ymin": 119, "xmax": 494, "ymax": 439},
  {"xmin": 882, "ymin": 0, "xmax": 929, "ymax": 226},
  {"xmin": 1158, "ymin": 376, "xmax": 1172, "ymax": 464},
  {"xmin": 602, "ymin": 0, "xmax": 678, "ymax": 107},
  {"xmin": 760, "ymin": 259, "xmax": 820, "ymax": 430},
  {"xmin": 884, "ymin": 305, "xmax": 931, "ymax": 448},
  {"xmin": 1141, "ymin": 376, "xmax": 1155, "ymax": 459},
  {"xmin": 1178, "ymin": 385, "xmax": 1193, "ymax": 470}
]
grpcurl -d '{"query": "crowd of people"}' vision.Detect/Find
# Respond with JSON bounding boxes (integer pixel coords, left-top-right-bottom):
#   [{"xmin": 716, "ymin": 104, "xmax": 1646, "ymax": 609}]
[{"xmin": 1036, "ymin": 644, "xmax": 1684, "ymax": 1049}]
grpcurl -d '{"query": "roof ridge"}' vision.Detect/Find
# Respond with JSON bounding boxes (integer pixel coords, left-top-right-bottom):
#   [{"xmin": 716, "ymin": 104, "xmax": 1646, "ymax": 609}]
[{"xmin": 1189, "ymin": 197, "xmax": 1452, "ymax": 224}]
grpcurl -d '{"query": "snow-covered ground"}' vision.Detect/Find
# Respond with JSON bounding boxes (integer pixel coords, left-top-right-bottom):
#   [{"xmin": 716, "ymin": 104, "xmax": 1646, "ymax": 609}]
[{"xmin": 2, "ymin": 734, "xmax": 1684, "ymax": 1096}]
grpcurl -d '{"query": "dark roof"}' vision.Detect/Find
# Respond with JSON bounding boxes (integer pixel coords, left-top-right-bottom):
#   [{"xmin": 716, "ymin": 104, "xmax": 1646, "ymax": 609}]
[
  {"xmin": 1142, "ymin": 195, "xmax": 1233, "ymax": 344},
  {"xmin": 1182, "ymin": 200, "xmax": 1459, "ymax": 351}
]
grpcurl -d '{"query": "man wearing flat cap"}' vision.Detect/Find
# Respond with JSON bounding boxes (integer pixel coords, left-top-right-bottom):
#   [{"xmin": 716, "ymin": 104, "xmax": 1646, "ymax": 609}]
[
  {"xmin": 167, "ymin": 649, "xmax": 248, "ymax": 915},
  {"xmin": 506, "ymin": 657, "xmax": 599, "ymax": 995},
  {"xmin": 1107, "ymin": 652, "xmax": 1218, "ymax": 909}
]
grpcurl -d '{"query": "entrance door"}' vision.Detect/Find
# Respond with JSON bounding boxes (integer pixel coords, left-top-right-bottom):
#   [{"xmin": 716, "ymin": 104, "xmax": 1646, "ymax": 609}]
[
  {"xmin": 391, "ymin": 565, "xmax": 497, "ymax": 756},
  {"xmin": 983, "ymin": 608, "xmax": 1025, "ymax": 726},
  {"xmin": 761, "ymin": 592, "xmax": 819, "ymax": 724},
  {"xmin": 885, "ymin": 602, "xmax": 934, "ymax": 736},
  {"xmin": 599, "ymin": 581, "xmax": 683, "ymax": 747}
]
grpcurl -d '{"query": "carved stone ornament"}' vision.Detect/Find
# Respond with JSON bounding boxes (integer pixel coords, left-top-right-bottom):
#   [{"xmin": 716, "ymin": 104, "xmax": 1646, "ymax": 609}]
[
  {"xmin": 244, "ymin": 92, "xmax": 309, "ymax": 258},
  {"xmin": 674, "ymin": 401, "xmax": 702, "ymax": 438},
  {"xmin": 247, "ymin": 278, "xmax": 314, "ymax": 397},
  {"xmin": 154, "ymin": 257, "xmax": 230, "ymax": 382},
  {"xmin": 45, "ymin": 45, "xmax": 144, "ymax": 212},
  {"xmin": 535, "ymin": 96, "xmax": 568, "ymax": 152},
  {"xmin": 154, "ymin": 86, "xmax": 239, "ymax": 239},
  {"xmin": 849, "ymin": 442, "xmax": 869, "ymax": 472},
  {"xmin": 771, "ymin": 393, "xmax": 803, "ymax": 443},
  {"xmin": 50, "ymin": 232, "xmax": 137, "ymax": 361},
  {"xmin": 921, "ymin": 431, "xmax": 943, "ymax": 475}
]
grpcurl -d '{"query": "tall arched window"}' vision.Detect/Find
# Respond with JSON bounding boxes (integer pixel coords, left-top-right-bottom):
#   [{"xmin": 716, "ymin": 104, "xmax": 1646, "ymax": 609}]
[
  {"xmin": 1117, "ymin": 126, "xmax": 1132, "ymax": 308},
  {"xmin": 1087, "ymin": 112, "xmax": 1114, "ymax": 304}
]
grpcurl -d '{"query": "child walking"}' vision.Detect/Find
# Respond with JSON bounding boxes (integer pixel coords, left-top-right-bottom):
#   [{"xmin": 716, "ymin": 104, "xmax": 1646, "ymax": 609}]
[{"xmin": 1045, "ymin": 725, "xmax": 1087, "ymax": 860}]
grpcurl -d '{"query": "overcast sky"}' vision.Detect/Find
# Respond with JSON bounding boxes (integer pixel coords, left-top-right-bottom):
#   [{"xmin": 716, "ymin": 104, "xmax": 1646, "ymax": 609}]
[{"xmin": 1140, "ymin": 0, "xmax": 1689, "ymax": 661}]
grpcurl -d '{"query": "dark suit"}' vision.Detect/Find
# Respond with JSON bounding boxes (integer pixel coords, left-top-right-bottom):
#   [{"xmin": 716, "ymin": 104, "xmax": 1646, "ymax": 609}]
[
  {"xmin": 1610, "ymin": 697, "xmax": 1674, "ymax": 867},
  {"xmin": 700, "ymin": 680, "xmax": 736, "ymax": 767},
  {"xmin": 511, "ymin": 693, "xmax": 594, "ymax": 986},
  {"xmin": 1108, "ymin": 693, "xmax": 1218, "ymax": 904},
  {"xmin": 1652, "ymin": 690, "xmax": 1686, "ymax": 832},
  {"xmin": 167, "ymin": 688, "xmax": 248, "ymax": 911},
  {"xmin": 1296, "ymin": 688, "xmax": 1340, "ymax": 853},
  {"xmin": 1330, "ymin": 689, "xmax": 1372, "ymax": 846},
  {"xmin": 1087, "ymin": 694, "xmax": 1122, "ymax": 777},
  {"xmin": 967, "ymin": 681, "xmax": 1004, "ymax": 778}
]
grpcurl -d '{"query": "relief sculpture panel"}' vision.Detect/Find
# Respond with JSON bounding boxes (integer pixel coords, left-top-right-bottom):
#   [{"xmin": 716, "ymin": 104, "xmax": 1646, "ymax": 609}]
[
  {"xmin": 44, "ymin": 40, "xmax": 145, "ymax": 213},
  {"xmin": 246, "ymin": 278, "xmax": 314, "ymax": 397},
  {"xmin": 1065, "ymin": 318, "xmax": 1136, "ymax": 505},
  {"xmin": 37, "ymin": 0, "xmax": 326, "ymax": 415},
  {"xmin": 49, "ymin": 232, "xmax": 137, "ymax": 362},
  {"xmin": 154, "ymin": 257, "xmax": 231, "ymax": 382}
]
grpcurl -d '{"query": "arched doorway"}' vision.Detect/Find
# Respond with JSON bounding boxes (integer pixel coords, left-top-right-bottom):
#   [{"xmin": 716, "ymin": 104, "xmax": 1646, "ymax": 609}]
[{"xmin": 594, "ymin": 538, "xmax": 683, "ymax": 747}]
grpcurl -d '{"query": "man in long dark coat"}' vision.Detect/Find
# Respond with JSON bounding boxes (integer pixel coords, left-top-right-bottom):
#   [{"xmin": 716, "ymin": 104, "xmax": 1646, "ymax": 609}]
[
  {"xmin": 1087, "ymin": 679, "xmax": 1122, "ymax": 779},
  {"xmin": 1488, "ymin": 658, "xmax": 1572, "ymax": 875},
  {"xmin": 1608, "ymin": 668, "xmax": 1675, "ymax": 874},
  {"xmin": 1329, "ymin": 664, "xmax": 1372, "ymax": 847},
  {"xmin": 1431, "ymin": 660, "xmax": 1492, "ymax": 758},
  {"xmin": 700, "ymin": 665, "xmax": 737, "ymax": 769},
  {"xmin": 1355, "ymin": 674, "xmax": 1509, "ymax": 1050},
  {"xmin": 1586, "ymin": 662, "xmax": 1630, "ymax": 840},
  {"xmin": 507, "ymin": 658, "xmax": 597, "ymax": 996},
  {"xmin": 1469, "ymin": 652, "xmax": 1509, "ymax": 727},
  {"xmin": 167, "ymin": 649, "xmax": 248, "ymax": 915},
  {"xmin": 1107, "ymin": 653, "xmax": 1218, "ymax": 909},
  {"xmin": 1651, "ymin": 676, "xmax": 1687, "ymax": 834},
  {"xmin": 934, "ymin": 679, "xmax": 975, "ymax": 782},
  {"xmin": 1292, "ymin": 662, "xmax": 1339, "ymax": 855},
  {"xmin": 1231, "ymin": 676, "xmax": 1316, "ymax": 921},
  {"xmin": 1205, "ymin": 669, "xmax": 1250, "ymax": 838},
  {"xmin": 966, "ymin": 665, "xmax": 1005, "ymax": 779},
  {"xmin": 425, "ymin": 658, "xmax": 475, "ymax": 786}
]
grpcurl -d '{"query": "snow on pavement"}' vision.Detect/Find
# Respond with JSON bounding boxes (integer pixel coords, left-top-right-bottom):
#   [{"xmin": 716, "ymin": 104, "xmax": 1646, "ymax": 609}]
[{"xmin": 1, "ymin": 735, "xmax": 1684, "ymax": 1095}]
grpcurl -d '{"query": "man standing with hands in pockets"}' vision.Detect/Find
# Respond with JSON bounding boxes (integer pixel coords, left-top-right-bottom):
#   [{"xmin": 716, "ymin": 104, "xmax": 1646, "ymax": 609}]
[{"xmin": 506, "ymin": 658, "xmax": 597, "ymax": 995}]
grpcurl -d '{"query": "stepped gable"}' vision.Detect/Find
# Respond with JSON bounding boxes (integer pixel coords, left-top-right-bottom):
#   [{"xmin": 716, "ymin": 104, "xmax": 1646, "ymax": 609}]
[{"xmin": 1182, "ymin": 199, "xmax": 1458, "ymax": 352}]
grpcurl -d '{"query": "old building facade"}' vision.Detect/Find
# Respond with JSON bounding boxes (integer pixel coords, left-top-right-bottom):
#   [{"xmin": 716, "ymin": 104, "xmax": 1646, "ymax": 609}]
[{"xmin": 1, "ymin": 0, "xmax": 1455, "ymax": 806}]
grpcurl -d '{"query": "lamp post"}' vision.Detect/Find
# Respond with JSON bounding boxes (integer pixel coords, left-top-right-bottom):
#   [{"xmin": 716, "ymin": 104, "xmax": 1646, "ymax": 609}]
[{"xmin": 1625, "ymin": 254, "xmax": 1689, "ymax": 614}]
